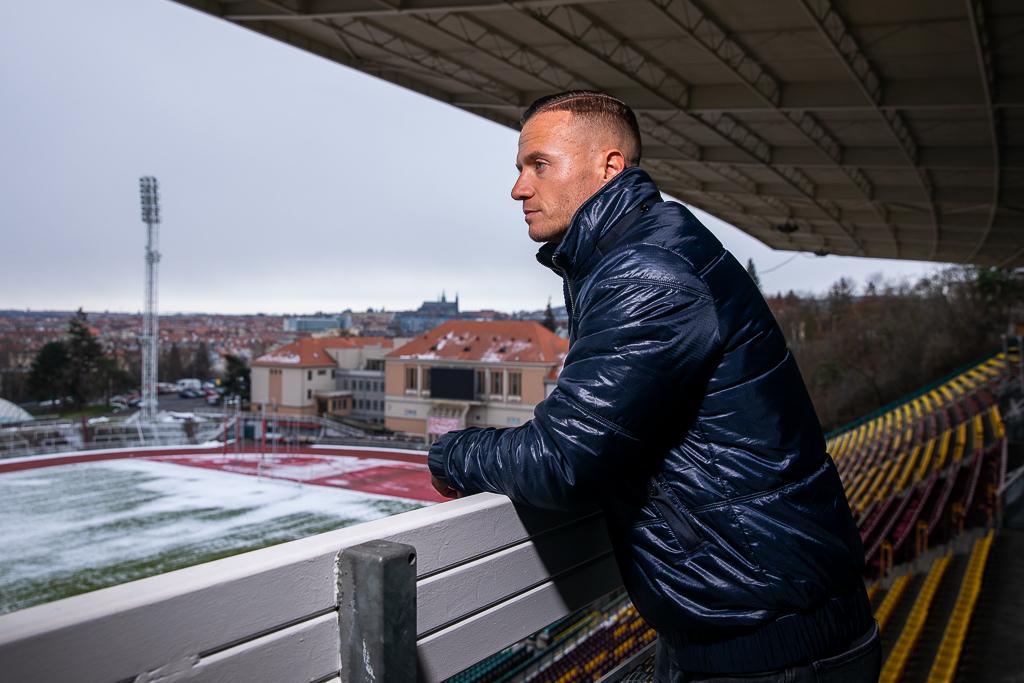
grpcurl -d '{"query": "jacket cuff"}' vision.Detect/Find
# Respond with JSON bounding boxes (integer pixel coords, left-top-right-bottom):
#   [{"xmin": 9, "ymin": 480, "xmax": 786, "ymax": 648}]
[{"xmin": 427, "ymin": 436, "xmax": 453, "ymax": 480}]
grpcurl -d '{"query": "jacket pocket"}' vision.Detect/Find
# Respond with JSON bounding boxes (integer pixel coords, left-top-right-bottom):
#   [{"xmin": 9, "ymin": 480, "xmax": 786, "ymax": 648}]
[{"xmin": 647, "ymin": 478, "xmax": 704, "ymax": 552}]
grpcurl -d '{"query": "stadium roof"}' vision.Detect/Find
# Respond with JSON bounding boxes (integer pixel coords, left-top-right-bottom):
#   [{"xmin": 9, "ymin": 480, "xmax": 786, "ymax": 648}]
[
  {"xmin": 0, "ymin": 398, "xmax": 33, "ymax": 425},
  {"xmin": 175, "ymin": 0, "xmax": 1023, "ymax": 267}
]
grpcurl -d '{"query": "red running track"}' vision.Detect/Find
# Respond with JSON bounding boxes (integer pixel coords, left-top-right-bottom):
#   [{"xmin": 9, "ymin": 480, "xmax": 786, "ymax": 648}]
[{"xmin": 0, "ymin": 446, "xmax": 447, "ymax": 503}]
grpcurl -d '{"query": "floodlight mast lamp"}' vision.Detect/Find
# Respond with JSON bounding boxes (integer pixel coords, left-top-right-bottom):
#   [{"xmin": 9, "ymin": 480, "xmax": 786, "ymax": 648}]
[{"xmin": 139, "ymin": 176, "xmax": 161, "ymax": 422}]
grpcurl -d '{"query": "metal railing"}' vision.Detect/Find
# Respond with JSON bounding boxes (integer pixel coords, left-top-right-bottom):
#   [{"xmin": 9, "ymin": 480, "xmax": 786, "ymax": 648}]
[{"xmin": 0, "ymin": 411, "xmax": 423, "ymax": 460}]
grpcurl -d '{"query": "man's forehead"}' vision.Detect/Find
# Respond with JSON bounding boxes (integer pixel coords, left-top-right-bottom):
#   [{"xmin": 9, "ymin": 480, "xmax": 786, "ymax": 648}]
[{"xmin": 518, "ymin": 110, "xmax": 575, "ymax": 147}]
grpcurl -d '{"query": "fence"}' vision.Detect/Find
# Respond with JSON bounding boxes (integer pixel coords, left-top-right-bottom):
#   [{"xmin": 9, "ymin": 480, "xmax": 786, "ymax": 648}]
[
  {"xmin": 0, "ymin": 492, "xmax": 620, "ymax": 682},
  {"xmin": 0, "ymin": 411, "xmax": 422, "ymax": 460}
]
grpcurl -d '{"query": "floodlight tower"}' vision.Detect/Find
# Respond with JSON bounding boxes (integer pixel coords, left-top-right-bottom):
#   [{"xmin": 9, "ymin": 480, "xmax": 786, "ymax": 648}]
[{"xmin": 139, "ymin": 176, "xmax": 161, "ymax": 421}]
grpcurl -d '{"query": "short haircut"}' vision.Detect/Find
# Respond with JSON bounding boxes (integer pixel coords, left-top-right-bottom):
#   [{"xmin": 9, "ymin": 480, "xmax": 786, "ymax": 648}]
[{"xmin": 521, "ymin": 90, "xmax": 642, "ymax": 166}]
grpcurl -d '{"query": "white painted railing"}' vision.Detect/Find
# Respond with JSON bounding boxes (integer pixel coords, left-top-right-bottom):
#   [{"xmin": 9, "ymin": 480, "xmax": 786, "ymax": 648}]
[{"xmin": 0, "ymin": 493, "xmax": 620, "ymax": 682}]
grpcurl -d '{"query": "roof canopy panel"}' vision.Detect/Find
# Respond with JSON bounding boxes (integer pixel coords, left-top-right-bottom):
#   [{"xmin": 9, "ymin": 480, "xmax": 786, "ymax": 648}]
[{"xmin": 175, "ymin": 0, "xmax": 1024, "ymax": 267}]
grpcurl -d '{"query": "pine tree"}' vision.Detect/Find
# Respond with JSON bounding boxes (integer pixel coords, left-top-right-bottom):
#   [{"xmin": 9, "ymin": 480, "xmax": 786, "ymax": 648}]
[
  {"xmin": 28, "ymin": 341, "xmax": 70, "ymax": 403},
  {"xmin": 542, "ymin": 298, "xmax": 557, "ymax": 332},
  {"xmin": 223, "ymin": 354, "xmax": 251, "ymax": 402},
  {"xmin": 164, "ymin": 343, "xmax": 184, "ymax": 381},
  {"xmin": 191, "ymin": 342, "xmax": 211, "ymax": 380},
  {"xmin": 745, "ymin": 258, "xmax": 762, "ymax": 290},
  {"xmin": 65, "ymin": 309, "xmax": 104, "ymax": 408}
]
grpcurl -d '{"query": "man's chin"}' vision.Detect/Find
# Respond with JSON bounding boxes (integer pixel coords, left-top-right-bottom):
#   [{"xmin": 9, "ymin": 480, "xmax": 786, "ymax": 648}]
[{"xmin": 528, "ymin": 223, "xmax": 567, "ymax": 244}]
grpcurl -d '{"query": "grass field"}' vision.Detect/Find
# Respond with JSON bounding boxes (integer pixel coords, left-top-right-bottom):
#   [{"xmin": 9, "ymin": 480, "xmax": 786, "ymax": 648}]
[{"xmin": 0, "ymin": 459, "xmax": 426, "ymax": 615}]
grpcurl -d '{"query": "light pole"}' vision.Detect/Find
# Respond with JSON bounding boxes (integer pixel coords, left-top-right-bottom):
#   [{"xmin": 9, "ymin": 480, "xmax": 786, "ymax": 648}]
[{"xmin": 139, "ymin": 176, "xmax": 161, "ymax": 421}]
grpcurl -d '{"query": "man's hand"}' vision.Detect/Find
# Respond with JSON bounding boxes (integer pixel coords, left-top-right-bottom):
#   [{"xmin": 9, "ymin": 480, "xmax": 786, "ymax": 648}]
[{"xmin": 431, "ymin": 475, "xmax": 463, "ymax": 499}]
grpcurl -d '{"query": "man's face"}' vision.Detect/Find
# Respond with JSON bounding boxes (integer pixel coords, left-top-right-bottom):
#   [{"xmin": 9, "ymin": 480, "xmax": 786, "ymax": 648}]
[{"xmin": 512, "ymin": 110, "xmax": 613, "ymax": 243}]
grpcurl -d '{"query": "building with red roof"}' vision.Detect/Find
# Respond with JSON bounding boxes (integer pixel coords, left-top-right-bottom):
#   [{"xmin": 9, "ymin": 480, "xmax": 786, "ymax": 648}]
[
  {"xmin": 250, "ymin": 336, "xmax": 397, "ymax": 420},
  {"xmin": 384, "ymin": 320, "xmax": 568, "ymax": 443}
]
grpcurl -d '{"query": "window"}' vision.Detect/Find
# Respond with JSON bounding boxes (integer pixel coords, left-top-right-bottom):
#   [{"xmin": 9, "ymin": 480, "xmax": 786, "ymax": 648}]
[
  {"xmin": 490, "ymin": 371, "xmax": 503, "ymax": 395},
  {"xmin": 306, "ymin": 389, "xmax": 312, "ymax": 399},
  {"xmin": 423, "ymin": 368, "xmax": 431, "ymax": 392},
  {"xmin": 366, "ymin": 359, "xmax": 384, "ymax": 371},
  {"xmin": 476, "ymin": 369, "xmax": 487, "ymax": 395},
  {"xmin": 509, "ymin": 372, "xmax": 522, "ymax": 397},
  {"xmin": 405, "ymin": 367, "xmax": 418, "ymax": 391},
  {"xmin": 318, "ymin": 369, "xmax": 326, "ymax": 376},
  {"xmin": 331, "ymin": 370, "xmax": 336, "ymax": 379},
  {"xmin": 307, "ymin": 370, "xmax": 312, "ymax": 381}
]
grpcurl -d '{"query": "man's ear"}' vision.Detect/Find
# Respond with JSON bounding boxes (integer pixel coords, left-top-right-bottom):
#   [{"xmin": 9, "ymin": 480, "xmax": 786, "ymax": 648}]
[{"xmin": 602, "ymin": 150, "xmax": 626, "ymax": 182}]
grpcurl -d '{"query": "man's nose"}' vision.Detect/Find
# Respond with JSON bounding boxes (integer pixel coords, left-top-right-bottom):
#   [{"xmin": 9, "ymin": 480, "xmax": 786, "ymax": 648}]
[{"xmin": 511, "ymin": 174, "xmax": 532, "ymax": 200}]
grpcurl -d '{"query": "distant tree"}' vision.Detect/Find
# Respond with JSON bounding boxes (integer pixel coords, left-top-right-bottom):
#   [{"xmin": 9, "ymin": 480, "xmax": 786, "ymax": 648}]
[
  {"xmin": 190, "ymin": 342, "xmax": 211, "ymax": 380},
  {"xmin": 65, "ymin": 309, "xmax": 104, "ymax": 408},
  {"xmin": 101, "ymin": 356, "xmax": 135, "ymax": 401},
  {"xmin": 223, "ymin": 354, "xmax": 250, "ymax": 402},
  {"xmin": 745, "ymin": 258, "xmax": 762, "ymax": 290},
  {"xmin": 28, "ymin": 341, "xmax": 69, "ymax": 403},
  {"xmin": 542, "ymin": 298, "xmax": 557, "ymax": 332},
  {"xmin": 163, "ymin": 343, "xmax": 184, "ymax": 381}
]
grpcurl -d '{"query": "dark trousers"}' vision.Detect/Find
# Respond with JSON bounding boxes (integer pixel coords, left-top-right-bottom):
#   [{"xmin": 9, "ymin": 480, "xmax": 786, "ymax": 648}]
[{"xmin": 654, "ymin": 621, "xmax": 881, "ymax": 683}]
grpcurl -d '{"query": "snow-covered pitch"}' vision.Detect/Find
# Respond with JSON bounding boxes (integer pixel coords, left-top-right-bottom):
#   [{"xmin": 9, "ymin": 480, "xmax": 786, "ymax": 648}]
[{"xmin": 0, "ymin": 457, "xmax": 428, "ymax": 615}]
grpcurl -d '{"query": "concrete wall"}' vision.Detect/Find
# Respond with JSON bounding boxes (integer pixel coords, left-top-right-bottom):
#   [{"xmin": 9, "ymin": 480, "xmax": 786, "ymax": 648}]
[{"xmin": 251, "ymin": 365, "xmax": 335, "ymax": 413}]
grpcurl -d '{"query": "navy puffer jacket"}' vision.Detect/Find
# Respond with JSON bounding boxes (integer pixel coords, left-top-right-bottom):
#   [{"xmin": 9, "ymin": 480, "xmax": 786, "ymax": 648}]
[{"xmin": 428, "ymin": 167, "xmax": 870, "ymax": 673}]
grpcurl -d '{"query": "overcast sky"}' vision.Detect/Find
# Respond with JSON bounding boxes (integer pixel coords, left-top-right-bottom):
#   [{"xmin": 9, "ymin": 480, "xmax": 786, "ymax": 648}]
[{"xmin": 0, "ymin": 0, "xmax": 943, "ymax": 315}]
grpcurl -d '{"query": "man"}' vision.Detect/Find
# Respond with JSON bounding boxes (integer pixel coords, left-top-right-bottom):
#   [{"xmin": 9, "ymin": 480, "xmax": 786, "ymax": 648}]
[{"xmin": 428, "ymin": 91, "xmax": 880, "ymax": 682}]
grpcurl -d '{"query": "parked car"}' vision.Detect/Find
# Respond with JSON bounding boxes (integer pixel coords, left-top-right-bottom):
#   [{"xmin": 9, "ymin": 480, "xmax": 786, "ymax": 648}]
[{"xmin": 175, "ymin": 378, "xmax": 202, "ymax": 393}]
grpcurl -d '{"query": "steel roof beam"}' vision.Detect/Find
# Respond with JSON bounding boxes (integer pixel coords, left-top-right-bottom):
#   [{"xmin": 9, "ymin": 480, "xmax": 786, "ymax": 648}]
[
  {"xmin": 688, "ymin": 181, "xmax": 998, "ymax": 206},
  {"xmin": 327, "ymin": 17, "xmax": 522, "ymax": 102},
  {"xmin": 219, "ymin": 0, "xmax": 613, "ymax": 20},
  {"xmin": 372, "ymin": 4, "xmax": 763, "ymax": 203},
  {"xmin": 649, "ymin": 0, "xmax": 893, "ymax": 252},
  {"xmin": 415, "ymin": 6, "xmax": 777, "ymax": 200},
  {"xmin": 237, "ymin": 0, "xmax": 525, "ymax": 104},
  {"xmin": 799, "ymin": 0, "xmax": 939, "ymax": 259},
  {"xmin": 521, "ymin": 2, "xmax": 866, "ymax": 254},
  {"xmin": 998, "ymin": 244, "xmax": 1024, "ymax": 268},
  {"xmin": 461, "ymin": 77, "xmax": 1024, "ymax": 114},
  {"xmin": 416, "ymin": 11, "xmax": 581, "ymax": 92},
  {"xmin": 701, "ymin": 204, "xmax": 996, "ymax": 232},
  {"xmin": 965, "ymin": 0, "xmax": 1000, "ymax": 262},
  {"xmin": 411, "ymin": 12, "xmax": 720, "ymax": 174},
  {"xmin": 650, "ymin": 157, "xmax": 796, "ymax": 224},
  {"xmin": 645, "ymin": 144, "xmax": 1021, "ymax": 169}
]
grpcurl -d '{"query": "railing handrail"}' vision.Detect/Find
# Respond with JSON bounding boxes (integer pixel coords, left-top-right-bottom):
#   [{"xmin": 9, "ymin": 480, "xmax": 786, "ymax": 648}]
[{"xmin": 0, "ymin": 486, "xmax": 617, "ymax": 682}]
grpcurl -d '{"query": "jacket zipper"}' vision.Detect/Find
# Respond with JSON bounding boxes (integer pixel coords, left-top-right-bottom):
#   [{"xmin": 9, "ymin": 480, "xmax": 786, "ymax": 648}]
[
  {"xmin": 648, "ymin": 479, "xmax": 703, "ymax": 551},
  {"xmin": 552, "ymin": 253, "xmax": 576, "ymax": 339}
]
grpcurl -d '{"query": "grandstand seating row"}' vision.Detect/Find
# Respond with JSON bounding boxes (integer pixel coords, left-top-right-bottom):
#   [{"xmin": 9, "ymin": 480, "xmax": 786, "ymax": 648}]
[
  {"xmin": 872, "ymin": 531, "xmax": 996, "ymax": 683},
  {"xmin": 824, "ymin": 351, "xmax": 1015, "ymax": 575}
]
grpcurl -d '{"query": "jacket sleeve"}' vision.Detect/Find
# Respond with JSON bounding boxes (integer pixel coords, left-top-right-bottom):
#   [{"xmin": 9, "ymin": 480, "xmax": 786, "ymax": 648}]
[{"xmin": 428, "ymin": 272, "xmax": 720, "ymax": 510}]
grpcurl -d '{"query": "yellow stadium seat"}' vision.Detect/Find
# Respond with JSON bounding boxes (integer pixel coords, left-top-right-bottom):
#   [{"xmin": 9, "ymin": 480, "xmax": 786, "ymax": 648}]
[{"xmin": 879, "ymin": 553, "xmax": 952, "ymax": 683}]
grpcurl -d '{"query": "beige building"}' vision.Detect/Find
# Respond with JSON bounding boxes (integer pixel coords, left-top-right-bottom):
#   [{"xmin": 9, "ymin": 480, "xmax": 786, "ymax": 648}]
[
  {"xmin": 385, "ymin": 320, "xmax": 568, "ymax": 443},
  {"xmin": 250, "ymin": 336, "xmax": 395, "ymax": 418}
]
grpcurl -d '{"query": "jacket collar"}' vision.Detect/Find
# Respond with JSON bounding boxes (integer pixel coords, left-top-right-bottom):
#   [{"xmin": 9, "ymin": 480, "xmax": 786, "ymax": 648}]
[{"xmin": 535, "ymin": 167, "xmax": 662, "ymax": 278}]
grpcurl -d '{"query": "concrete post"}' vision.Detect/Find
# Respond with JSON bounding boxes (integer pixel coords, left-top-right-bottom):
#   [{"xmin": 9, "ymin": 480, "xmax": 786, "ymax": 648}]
[{"xmin": 337, "ymin": 540, "xmax": 417, "ymax": 683}]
